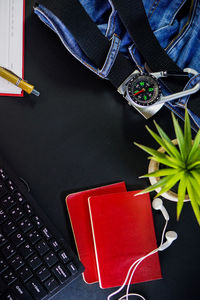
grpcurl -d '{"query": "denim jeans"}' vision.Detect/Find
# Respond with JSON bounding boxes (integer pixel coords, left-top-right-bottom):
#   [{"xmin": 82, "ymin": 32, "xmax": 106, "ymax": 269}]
[{"xmin": 34, "ymin": 0, "xmax": 200, "ymax": 130}]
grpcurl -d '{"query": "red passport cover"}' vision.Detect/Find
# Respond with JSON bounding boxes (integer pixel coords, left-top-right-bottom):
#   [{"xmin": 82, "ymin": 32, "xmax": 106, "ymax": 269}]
[
  {"xmin": 66, "ymin": 182, "xmax": 127, "ymax": 284},
  {"xmin": 88, "ymin": 191, "xmax": 162, "ymax": 288}
]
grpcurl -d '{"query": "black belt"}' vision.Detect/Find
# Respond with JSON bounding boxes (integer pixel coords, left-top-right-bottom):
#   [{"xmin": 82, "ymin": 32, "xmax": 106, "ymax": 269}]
[{"xmin": 37, "ymin": 0, "xmax": 200, "ymax": 118}]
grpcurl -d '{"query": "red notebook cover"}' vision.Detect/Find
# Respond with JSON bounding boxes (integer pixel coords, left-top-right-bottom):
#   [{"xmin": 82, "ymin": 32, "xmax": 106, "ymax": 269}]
[
  {"xmin": 66, "ymin": 182, "xmax": 127, "ymax": 284},
  {"xmin": 88, "ymin": 191, "xmax": 162, "ymax": 288}
]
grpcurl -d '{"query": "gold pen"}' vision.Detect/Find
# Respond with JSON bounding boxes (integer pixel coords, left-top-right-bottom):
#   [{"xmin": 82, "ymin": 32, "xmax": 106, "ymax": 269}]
[{"xmin": 0, "ymin": 66, "xmax": 40, "ymax": 96}]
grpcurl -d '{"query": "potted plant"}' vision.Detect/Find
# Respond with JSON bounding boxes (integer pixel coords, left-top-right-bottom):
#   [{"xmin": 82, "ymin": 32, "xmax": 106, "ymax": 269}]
[{"xmin": 134, "ymin": 109, "xmax": 200, "ymax": 225}]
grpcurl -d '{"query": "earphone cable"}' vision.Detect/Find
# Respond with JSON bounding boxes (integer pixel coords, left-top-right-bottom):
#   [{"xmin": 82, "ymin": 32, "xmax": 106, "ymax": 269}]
[{"xmin": 107, "ymin": 219, "xmax": 168, "ymax": 300}]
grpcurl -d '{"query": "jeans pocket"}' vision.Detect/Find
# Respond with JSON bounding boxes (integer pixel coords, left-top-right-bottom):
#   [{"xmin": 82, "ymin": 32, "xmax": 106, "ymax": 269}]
[
  {"xmin": 166, "ymin": 0, "xmax": 200, "ymax": 71},
  {"xmin": 165, "ymin": 0, "xmax": 197, "ymax": 54}
]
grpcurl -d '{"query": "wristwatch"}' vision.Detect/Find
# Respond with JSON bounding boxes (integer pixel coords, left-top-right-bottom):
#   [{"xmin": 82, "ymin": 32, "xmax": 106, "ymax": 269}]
[{"xmin": 117, "ymin": 68, "xmax": 200, "ymax": 119}]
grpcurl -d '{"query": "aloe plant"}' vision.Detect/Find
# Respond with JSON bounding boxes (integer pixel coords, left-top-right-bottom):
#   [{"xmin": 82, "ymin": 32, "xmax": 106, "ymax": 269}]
[{"xmin": 134, "ymin": 109, "xmax": 200, "ymax": 225}]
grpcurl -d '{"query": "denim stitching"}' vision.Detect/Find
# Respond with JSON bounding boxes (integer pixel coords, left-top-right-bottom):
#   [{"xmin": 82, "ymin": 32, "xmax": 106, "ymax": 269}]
[
  {"xmin": 169, "ymin": 0, "xmax": 187, "ymax": 25},
  {"xmin": 147, "ymin": 0, "xmax": 158, "ymax": 17},
  {"xmin": 148, "ymin": 0, "xmax": 162, "ymax": 19},
  {"xmin": 99, "ymin": 35, "xmax": 118, "ymax": 75},
  {"xmin": 98, "ymin": 34, "xmax": 121, "ymax": 78},
  {"xmin": 167, "ymin": 0, "xmax": 198, "ymax": 54},
  {"xmin": 109, "ymin": 11, "xmax": 117, "ymax": 38},
  {"xmin": 106, "ymin": 0, "xmax": 117, "ymax": 38}
]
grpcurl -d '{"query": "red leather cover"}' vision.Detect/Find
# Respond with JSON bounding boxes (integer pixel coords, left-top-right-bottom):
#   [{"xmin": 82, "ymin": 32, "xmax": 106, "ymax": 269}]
[
  {"xmin": 66, "ymin": 182, "xmax": 127, "ymax": 284},
  {"xmin": 88, "ymin": 191, "xmax": 162, "ymax": 288}
]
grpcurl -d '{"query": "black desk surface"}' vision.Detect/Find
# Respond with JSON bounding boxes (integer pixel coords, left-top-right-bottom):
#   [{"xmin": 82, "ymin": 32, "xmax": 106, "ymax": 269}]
[{"xmin": 1, "ymin": 1, "xmax": 199, "ymax": 299}]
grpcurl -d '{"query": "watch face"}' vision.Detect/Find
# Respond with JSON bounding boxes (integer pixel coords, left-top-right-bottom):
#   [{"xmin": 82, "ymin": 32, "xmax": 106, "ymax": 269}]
[{"xmin": 127, "ymin": 74, "xmax": 161, "ymax": 106}]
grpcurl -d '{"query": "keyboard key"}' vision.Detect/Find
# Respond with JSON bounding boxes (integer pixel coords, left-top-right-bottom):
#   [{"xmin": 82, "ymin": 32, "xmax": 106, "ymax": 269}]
[
  {"xmin": 9, "ymin": 254, "xmax": 24, "ymax": 271},
  {"xmin": 35, "ymin": 240, "xmax": 49, "ymax": 256},
  {"xmin": 10, "ymin": 231, "xmax": 25, "ymax": 247},
  {"xmin": 19, "ymin": 243, "xmax": 34, "ymax": 259},
  {"xmin": 44, "ymin": 277, "xmax": 59, "ymax": 293},
  {"xmin": 27, "ymin": 229, "xmax": 41, "ymax": 245},
  {"xmin": 0, "ymin": 254, "xmax": 8, "ymax": 273},
  {"xmin": 10, "ymin": 205, "xmax": 24, "ymax": 221},
  {"xmin": 28, "ymin": 254, "xmax": 42, "ymax": 270},
  {"xmin": 32, "ymin": 216, "xmax": 43, "ymax": 228},
  {"xmin": 49, "ymin": 239, "xmax": 61, "ymax": 252},
  {"xmin": 5, "ymin": 281, "xmax": 31, "ymax": 300},
  {"xmin": 44, "ymin": 251, "xmax": 58, "ymax": 267},
  {"xmin": 0, "ymin": 209, "xmax": 8, "ymax": 224},
  {"xmin": 1, "ymin": 195, "xmax": 16, "ymax": 210},
  {"xmin": 36, "ymin": 266, "xmax": 51, "ymax": 282},
  {"xmin": 23, "ymin": 203, "xmax": 33, "ymax": 216},
  {"xmin": 19, "ymin": 266, "xmax": 33, "ymax": 283},
  {"xmin": 6, "ymin": 180, "xmax": 16, "ymax": 193},
  {"xmin": 1, "ymin": 243, "xmax": 16, "ymax": 258},
  {"xmin": 41, "ymin": 227, "xmax": 52, "ymax": 240},
  {"xmin": 26, "ymin": 279, "xmax": 47, "ymax": 300},
  {"xmin": 0, "ymin": 182, "xmax": 7, "ymax": 198},
  {"xmin": 0, "ymin": 169, "xmax": 8, "ymax": 181},
  {"xmin": 58, "ymin": 250, "xmax": 70, "ymax": 264},
  {"xmin": 51, "ymin": 264, "xmax": 69, "ymax": 283},
  {"xmin": 2, "ymin": 220, "xmax": 17, "ymax": 236},
  {"xmin": 67, "ymin": 262, "xmax": 78, "ymax": 275},
  {"xmin": 18, "ymin": 218, "xmax": 33, "ymax": 233},
  {"xmin": 0, "ymin": 231, "xmax": 7, "ymax": 246},
  {"xmin": 2, "ymin": 269, "xmax": 17, "ymax": 285},
  {"xmin": 14, "ymin": 192, "xmax": 26, "ymax": 205}
]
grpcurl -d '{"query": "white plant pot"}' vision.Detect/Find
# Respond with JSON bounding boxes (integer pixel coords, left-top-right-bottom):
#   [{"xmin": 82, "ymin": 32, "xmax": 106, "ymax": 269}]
[{"xmin": 148, "ymin": 139, "xmax": 190, "ymax": 202}]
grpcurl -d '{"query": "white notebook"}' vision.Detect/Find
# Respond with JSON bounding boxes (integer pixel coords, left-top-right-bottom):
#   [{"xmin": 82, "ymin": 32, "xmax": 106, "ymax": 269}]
[{"xmin": 0, "ymin": 0, "xmax": 24, "ymax": 96}]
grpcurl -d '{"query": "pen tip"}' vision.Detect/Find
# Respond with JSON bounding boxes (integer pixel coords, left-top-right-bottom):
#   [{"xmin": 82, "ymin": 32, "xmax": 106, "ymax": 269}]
[{"xmin": 32, "ymin": 89, "xmax": 40, "ymax": 96}]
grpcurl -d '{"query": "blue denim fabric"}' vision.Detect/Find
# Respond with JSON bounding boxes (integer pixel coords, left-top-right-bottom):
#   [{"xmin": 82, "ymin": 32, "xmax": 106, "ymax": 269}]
[{"xmin": 34, "ymin": 0, "xmax": 200, "ymax": 129}]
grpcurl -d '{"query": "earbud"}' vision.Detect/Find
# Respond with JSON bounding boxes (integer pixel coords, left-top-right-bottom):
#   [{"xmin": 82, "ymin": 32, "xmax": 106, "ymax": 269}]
[
  {"xmin": 152, "ymin": 198, "xmax": 169, "ymax": 221},
  {"xmin": 159, "ymin": 231, "xmax": 178, "ymax": 251}
]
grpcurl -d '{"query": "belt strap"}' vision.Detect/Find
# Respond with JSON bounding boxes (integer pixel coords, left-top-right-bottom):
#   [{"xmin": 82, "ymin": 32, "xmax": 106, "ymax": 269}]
[
  {"xmin": 111, "ymin": 0, "xmax": 188, "ymax": 93},
  {"xmin": 37, "ymin": 0, "xmax": 136, "ymax": 88}
]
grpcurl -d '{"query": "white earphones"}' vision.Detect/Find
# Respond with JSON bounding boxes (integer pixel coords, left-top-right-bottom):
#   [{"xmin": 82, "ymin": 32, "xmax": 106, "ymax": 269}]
[
  {"xmin": 152, "ymin": 198, "xmax": 177, "ymax": 251},
  {"xmin": 107, "ymin": 197, "xmax": 178, "ymax": 300},
  {"xmin": 152, "ymin": 197, "xmax": 169, "ymax": 221},
  {"xmin": 159, "ymin": 231, "xmax": 178, "ymax": 251}
]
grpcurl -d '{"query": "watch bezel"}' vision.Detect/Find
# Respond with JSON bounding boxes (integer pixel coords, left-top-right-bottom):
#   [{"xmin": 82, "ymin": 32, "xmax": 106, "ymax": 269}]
[{"xmin": 126, "ymin": 73, "xmax": 161, "ymax": 107}]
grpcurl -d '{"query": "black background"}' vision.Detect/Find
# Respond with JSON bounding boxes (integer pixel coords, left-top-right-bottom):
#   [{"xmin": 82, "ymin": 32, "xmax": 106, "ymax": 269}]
[{"xmin": 1, "ymin": 1, "xmax": 199, "ymax": 299}]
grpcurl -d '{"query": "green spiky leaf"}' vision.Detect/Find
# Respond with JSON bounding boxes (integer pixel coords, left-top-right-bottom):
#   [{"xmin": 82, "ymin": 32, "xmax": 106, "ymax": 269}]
[
  {"xmin": 134, "ymin": 109, "xmax": 200, "ymax": 225},
  {"xmin": 177, "ymin": 174, "xmax": 188, "ymax": 220},
  {"xmin": 187, "ymin": 129, "xmax": 200, "ymax": 164},
  {"xmin": 135, "ymin": 175, "xmax": 174, "ymax": 195},
  {"xmin": 188, "ymin": 161, "xmax": 200, "ymax": 169},
  {"xmin": 148, "ymin": 155, "xmax": 184, "ymax": 168},
  {"xmin": 187, "ymin": 177, "xmax": 200, "ymax": 225},
  {"xmin": 172, "ymin": 112, "xmax": 186, "ymax": 160},
  {"xmin": 145, "ymin": 126, "xmax": 182, "ymax": 160},
  {"xmin": 154, "ymin": 171, "xmax": 184, "ymax": 198},
  {"xmin": 189, "ymin": 171, "xmax": 200, "ymax": 205},
  {"xmin": 184, "ymin": 109, "xmax": 192, "ymax": 156},
  {"xmin": 140, "ymin": 168, "xmax": 180, "ymax": 178}
]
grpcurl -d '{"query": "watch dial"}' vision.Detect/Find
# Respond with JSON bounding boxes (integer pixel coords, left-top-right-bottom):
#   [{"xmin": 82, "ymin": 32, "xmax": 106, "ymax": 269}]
[{"xmin": 127, "ymin": 75, "xmax": 160, "ymax": 106}]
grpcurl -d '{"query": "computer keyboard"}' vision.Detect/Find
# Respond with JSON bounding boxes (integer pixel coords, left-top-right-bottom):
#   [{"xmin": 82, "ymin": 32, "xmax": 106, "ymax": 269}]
[{"xmin": 0, "ymin": 158, "xmax": 84, "ymax": 299}]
